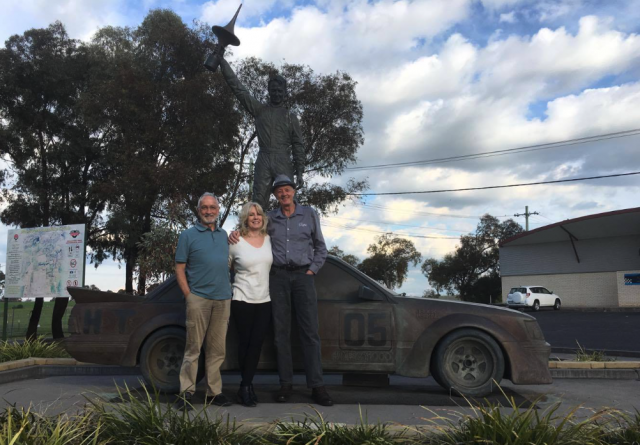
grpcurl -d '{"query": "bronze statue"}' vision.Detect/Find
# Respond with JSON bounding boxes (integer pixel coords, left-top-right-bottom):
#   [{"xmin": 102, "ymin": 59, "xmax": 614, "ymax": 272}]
[{"xmin": 204, "ymin": 6, "xmax": 305, "ymax": 208}]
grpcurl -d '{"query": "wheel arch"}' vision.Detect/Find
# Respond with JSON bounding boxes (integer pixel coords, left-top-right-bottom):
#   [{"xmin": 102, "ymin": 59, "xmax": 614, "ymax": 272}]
[
  {"xmin": 120, "ymin": 310, "xmax": 185, "ymax": 366},
  {"xmin": 428, "ymin": 326, "xmax": 512, "ymax": 382},
  {"xmin": 397, "ymin": 314, "xmax": 515, "ymax": 379},
  {"xmin": 135, "ymin": 324, "xmax": 186, "ymax": 365}
]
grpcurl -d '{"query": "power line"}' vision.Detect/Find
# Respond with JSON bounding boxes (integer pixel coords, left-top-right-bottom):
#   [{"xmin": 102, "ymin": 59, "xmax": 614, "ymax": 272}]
[
  {"xmin": 322, "ymin": 221, "xmax": 459, "ymax": 240},
  {"xmin": 347, "ymin": 171, "xmax": 640, "ymax": 196},
  {"xmin": 355, "ymin": 202, "xmax": 505, "ymax": 219},
  {"xmin": 325, "ymin": 215, "xmax": 468, "ymax": 232},
  {"xmin": 345, "ymin": 128, "xmax": 640, "ymax": 172}
]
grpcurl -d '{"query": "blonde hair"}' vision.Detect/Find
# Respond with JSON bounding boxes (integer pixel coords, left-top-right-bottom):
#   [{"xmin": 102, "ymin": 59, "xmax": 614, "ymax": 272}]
[{"xmin": 238, "ymin": 202, "xmax": 268, "ymax": 236}]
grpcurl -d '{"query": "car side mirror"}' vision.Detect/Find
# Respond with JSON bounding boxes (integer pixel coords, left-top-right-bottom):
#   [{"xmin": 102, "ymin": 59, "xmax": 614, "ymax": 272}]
[{"xmin": 358, "ymin": 285, "xmax": 384, "ymax": 301}]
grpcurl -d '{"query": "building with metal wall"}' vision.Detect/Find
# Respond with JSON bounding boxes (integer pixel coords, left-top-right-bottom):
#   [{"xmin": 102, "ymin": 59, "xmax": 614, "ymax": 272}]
[{"xmin": 499, "ymin": 207, "xmax": 640, "ymax": 308}]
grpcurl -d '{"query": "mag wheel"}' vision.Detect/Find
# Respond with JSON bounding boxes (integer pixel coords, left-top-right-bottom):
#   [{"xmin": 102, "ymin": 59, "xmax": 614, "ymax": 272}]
[
  {"xmin": 139, "ymin": 327, "xmax": 204, "ymax": 393},
  {"xmin": 432, "ymin": 329, "xmax": 504, "ymax": 397}
]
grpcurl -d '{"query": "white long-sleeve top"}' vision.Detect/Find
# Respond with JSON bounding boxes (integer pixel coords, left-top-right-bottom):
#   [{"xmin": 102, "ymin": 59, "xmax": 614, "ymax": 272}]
[{"xmin": 229, "ymin": 235, "xmax": 273, "ymax": 304}]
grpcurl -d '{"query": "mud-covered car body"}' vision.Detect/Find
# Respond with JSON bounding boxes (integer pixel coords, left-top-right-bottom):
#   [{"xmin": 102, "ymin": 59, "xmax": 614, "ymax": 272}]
[{"xmin": 65, "ymin": 256, "xmax": 551, "ymax": 396}]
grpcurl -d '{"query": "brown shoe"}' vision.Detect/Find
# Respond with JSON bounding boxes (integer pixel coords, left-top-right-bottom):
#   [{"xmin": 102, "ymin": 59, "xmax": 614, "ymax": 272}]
[
  {"xmin": 311, "ymin": 386, "xmax": 333, "ymax": 406},
  {"xmin": 275, "ymin": 385, "xmax": 293, "ymax": 403}
]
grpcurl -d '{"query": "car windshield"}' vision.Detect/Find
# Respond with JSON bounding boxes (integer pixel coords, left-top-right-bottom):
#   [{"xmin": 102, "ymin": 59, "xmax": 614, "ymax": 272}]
[{"xmin": 509, "ymin": 287, "xmax": 527, "ymax": 294}]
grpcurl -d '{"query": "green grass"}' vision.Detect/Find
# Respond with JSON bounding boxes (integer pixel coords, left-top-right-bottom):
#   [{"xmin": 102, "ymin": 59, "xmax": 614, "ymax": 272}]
[
  {"xmin": 575, "ymin": 340, "xmax": 614, "ymax": 362},
  {"xmin": 0, "ymin": 337, "xmax": 70, "ymax": 363},
  {"xmin": 0, "ymin": 300, "xmax": 75, "ymax": 339},
  {"xmin": 2, "ymin": 384, "xmax": 640, "ymax": 444}
]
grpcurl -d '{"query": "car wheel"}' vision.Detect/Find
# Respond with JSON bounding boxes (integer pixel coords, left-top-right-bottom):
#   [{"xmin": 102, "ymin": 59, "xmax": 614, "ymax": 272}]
[
  {"xmin": 532, "ymin": 300, "xmax": 540, "ymax": 312},
  {"xmin": 139, "ymin": 327, "xmax": 205, "ymax": 393},
  {"xmin": 432, "ymin": 328, "xmax": 504, "ymax": 397},
  {"xmin": 553, "ymin": 299, "xmax": 561, "ymax": 310}
]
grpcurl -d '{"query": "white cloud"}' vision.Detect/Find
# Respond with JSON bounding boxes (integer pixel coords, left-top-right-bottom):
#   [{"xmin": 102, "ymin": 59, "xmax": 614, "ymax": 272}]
[
  {"xmin": 226, "ymin": 0, "xmax": 472, "ymax": 73},
  {"xmin": 499, "ymin": 11, "xmax": 517, "ymax": 23},
  {"xmin": 0, "ymin": 0, "xmax": 129, "ymax": 42}
]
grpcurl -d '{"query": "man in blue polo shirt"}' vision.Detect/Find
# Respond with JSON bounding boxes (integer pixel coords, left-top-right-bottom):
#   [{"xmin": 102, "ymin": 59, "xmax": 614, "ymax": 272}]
[{"xmin": 174, "ymin": 192, "xmax": 232, "ymax": 410}]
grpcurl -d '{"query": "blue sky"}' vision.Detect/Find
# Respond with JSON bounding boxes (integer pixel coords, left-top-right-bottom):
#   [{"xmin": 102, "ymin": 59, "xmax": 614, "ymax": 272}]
[{"xmin": 1, "ymin": 0, "xmax": 640, "ymax": 295}]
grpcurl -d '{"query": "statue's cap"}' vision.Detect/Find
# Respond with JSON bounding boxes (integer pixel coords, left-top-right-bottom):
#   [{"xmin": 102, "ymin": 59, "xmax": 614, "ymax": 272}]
[{"xmin": 272, "ymin": 174, "xmax": 295, "ymax": 192}]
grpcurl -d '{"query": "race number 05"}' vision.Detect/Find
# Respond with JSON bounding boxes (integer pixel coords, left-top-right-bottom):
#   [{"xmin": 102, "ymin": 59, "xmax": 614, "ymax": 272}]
[{"xmin": 343, "ymin": 312, "xmax": 387, "ymax": 347}]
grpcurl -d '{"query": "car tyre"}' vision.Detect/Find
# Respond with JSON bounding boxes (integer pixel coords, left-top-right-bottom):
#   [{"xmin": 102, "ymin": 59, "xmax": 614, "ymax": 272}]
[
  {"xmin": 431, "ymin": 328, "xmax": 504, "ymax": 397},
  {"xmin": 532, "ymin": 300, "xmax": 540, "ymax": 312},
  {"xmin": 553, "ymin": 299, "xmax": 561, "ymax": 311},
  {"xmin": 139, "ymin": 327, "xmax": 204, "ymax": 393}
]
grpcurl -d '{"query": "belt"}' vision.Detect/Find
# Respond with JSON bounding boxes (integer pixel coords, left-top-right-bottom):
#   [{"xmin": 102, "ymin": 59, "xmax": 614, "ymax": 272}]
[{"xmin": 272, "ymin": 264, "xmax": 310, "ymax": 271}]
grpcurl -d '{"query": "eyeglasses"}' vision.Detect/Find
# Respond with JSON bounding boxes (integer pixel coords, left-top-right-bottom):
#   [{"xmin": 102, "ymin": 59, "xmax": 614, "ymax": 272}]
[{"xmin": 200, "ymin": 206, "xmax": 219, "ymax": 211}]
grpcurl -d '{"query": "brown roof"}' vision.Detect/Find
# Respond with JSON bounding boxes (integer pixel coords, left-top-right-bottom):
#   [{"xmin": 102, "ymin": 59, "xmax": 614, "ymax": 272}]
[{"xmin": 500, "ymin": 207, "xmax": 640, "ymax": 247}]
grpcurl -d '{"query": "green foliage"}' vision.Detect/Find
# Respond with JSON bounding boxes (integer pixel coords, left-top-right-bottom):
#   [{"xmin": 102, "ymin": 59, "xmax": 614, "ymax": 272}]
[
  {"xmin": 88, "ymin": 383, "xmax": 244, "ymax": 444},
  {"xmin": 260, "ymin": 407, "xmax": 411, "ymax": 444},
  {"xmin": 2, "ymin": 383, "xmax": 640, "ymax": 444},
  {"xmin": 0, "ymin": 21, "xmax": 107, "ymax": 234},
  {"xmin": 423, "ymin": 214, "xmax": 523, "ymax": 303},
  {"xmin": 358, "ymin": 233, "xmax": 422, "ymax": 290},
  {"xmin": 425, "ymin": 390, "xmax": 611, "ymax": 445},
  {"xmin": 0, "ymin": 337, "xmax": 70, "ymax": 363},
  {"xmin": 327, "ymin": 245, "xmax": 360, "ymax": 267},
  {"xmin": 0, "ymin": 406, "xmax": 103, "ymax": 445},
  {"xmin": 136, "ymin": 223, "xmax": 181, "ymax": 287},
  {"xmin": 575, "ymin": 341, "xmax": 614, "ymax": 362}
]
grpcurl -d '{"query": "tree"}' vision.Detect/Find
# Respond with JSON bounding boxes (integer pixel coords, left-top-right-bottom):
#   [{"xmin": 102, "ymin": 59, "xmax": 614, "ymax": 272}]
[
  {"xmin": 327, "ymin": 245, "xmax": 360, "ymax": 267},
  {"xmin": 0, "ymin": 22, "xmax": 109, "ymax": 241},
  {"xmin": 423, "ymin": 214, "xmax": 523, "ymax": 303},
  {"xmin": 217, "ymin": 57, "xmax": 367, "ymax": 225},
  {"xmin": 358, "ymin": 233, "xmax": 422, "ymax": 289},
  {"xmin": 85, "ymin": 10, "xmax": 241, "ymax": 293}
]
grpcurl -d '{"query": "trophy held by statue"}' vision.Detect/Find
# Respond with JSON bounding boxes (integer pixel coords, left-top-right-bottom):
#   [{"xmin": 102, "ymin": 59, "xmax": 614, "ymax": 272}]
[{"xmin": 204, "ymin": 4, "xmax": 242, "ymax": 72}]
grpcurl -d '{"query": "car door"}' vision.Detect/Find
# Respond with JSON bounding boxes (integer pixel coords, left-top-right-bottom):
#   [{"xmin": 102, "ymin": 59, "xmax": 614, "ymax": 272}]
[
  {"xmin": 314, "ymin": 259, "xmax": 395, "ymax": 373},
  {"xmin": 540, "ymin": 287, "xmax": 553, "ymax": 306}
]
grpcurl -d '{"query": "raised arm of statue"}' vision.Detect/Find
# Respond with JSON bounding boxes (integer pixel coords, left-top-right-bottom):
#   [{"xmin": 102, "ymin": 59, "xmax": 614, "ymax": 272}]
[
  {"xmin": 290, "ymin": 112, "xmax": 306, "ymax": 185},
  {"xmin": 219, "ymin": 57, "xmax": 261, "ymax": 118}
]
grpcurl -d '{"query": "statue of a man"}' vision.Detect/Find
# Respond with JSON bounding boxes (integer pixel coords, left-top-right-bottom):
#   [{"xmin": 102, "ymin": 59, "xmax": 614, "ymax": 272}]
[{"xmin": 218, "ymin": 55, "xmax": 305, "ymax": 208}]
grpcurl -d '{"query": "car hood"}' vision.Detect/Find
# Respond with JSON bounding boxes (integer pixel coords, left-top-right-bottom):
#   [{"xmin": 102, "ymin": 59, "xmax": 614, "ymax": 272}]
[{"xmin": 395, "ymin": 295, "xmax": 536, "ymax": 321}]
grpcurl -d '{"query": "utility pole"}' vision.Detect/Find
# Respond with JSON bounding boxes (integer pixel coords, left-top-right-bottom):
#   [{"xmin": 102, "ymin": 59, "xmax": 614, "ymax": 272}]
[{"xmin": 514, "ymin": 206, "xmax": 539, "ymax": 231}]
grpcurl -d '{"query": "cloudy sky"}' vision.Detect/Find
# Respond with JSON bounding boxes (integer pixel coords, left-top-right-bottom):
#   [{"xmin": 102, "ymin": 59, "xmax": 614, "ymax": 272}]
[{"xmin": 1, "ymin": 0, "xmax": 640, "ymax": 296}]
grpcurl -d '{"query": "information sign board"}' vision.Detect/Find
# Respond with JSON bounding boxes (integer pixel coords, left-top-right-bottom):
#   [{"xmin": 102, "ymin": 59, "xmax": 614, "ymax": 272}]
[{"xmin": 4, "ymin": 224, "xmax": 86, "ymax": 299}]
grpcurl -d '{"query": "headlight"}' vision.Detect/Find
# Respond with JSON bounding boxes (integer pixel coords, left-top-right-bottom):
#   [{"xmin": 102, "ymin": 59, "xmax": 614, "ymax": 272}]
[{"xmin": 524, "ymin": 319, "xmax": 544, "ymax": 341}]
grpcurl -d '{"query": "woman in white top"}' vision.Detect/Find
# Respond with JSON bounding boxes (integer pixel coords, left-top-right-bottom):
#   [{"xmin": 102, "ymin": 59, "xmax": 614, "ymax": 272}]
[{"xmin": 229, "ymin": 201, "xmax": 273, "ymax": 407}]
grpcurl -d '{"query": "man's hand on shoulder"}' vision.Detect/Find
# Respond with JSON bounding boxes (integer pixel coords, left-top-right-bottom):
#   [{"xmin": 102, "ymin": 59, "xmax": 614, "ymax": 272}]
[{"xmin": 229, "ymin": 230, "xmax": 240, "ymax": 245}]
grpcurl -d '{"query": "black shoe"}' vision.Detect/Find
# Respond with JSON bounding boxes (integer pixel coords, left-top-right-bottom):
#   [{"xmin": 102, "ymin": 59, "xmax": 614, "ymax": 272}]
[
  {"xmin": 173, "ymin": 392, "xmax": 193, "ymax": 411},
  {"xmin": 275, "ymin": 385, "xmax": 293, "ymax": 403},
  {"xmin": 312, "ymin": 386, "xmax": 334, "ymax": 406},
  {"xmin": 209, "ymin": 393, "xmax": 232, "ymax": 407},
  {"xmin": 249, "ymin": 384, "xmax": 258, "ymax": 403},
  {"xmin": 237, "ymin": 386, "xmax": 257, "ymax": 407}
]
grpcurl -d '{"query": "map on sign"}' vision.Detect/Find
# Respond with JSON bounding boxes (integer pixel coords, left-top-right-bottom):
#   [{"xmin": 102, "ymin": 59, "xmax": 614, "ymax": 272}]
[{"xmin": 4, "ymin": 224, "xmax": 85, "ymax": 299}]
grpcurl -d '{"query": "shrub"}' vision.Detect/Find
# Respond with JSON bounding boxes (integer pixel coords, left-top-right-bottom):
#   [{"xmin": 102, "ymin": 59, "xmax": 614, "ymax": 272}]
[{"xmin": 0, "ymin": 337, "xmax": 70, "ymax": 363}]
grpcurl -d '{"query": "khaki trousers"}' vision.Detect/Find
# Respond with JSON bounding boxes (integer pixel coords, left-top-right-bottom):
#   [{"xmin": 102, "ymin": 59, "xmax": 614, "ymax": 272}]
[{"xmin": 179, "ymin": 293, "xmax": 231, "ymax": 396}]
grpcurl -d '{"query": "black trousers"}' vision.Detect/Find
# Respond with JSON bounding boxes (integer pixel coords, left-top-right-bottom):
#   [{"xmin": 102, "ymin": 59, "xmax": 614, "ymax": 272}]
[
  {"xmin": 231, "ymin": 300, "xmax": 272, "ymax": 386},
  {"xmin": 269, "ymin": 269, "xmax": 324, "ymax": 388}
]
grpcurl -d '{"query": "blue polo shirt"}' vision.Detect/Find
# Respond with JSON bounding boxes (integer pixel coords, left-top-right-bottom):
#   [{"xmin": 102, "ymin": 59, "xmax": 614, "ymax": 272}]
[{"xmin": 175, "ymin": 222, "xmax": 232, "ymax": 300}]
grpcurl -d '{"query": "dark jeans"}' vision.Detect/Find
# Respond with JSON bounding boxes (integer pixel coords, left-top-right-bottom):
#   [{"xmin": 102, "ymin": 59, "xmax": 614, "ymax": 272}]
[
  {"xmin": 231, "ymin": 300, "xmax": 272, "ymax": 387},
  {"xmin": 269, "ymin": 268, "xmax": 324, "ymax": 388}
]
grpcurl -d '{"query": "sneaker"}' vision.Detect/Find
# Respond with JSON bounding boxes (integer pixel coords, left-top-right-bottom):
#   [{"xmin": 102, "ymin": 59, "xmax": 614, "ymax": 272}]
[
  {"xmin": 237, "ymin": 385, "xmax": 257, "ymax": 407},
  {"xmin": 209, "ymin": 393, "xmax": 232, "ymax": 407},
  {"xmin": 311, "ymin": 386, "xmax": 334, "ymax": 406},
  {"xmin": 275, "ymin": 385, "xmax": 293, "ymax": 403},
  {"xmin": 173, "ymin": 392, "xmax": 193, "ymax": 411}
]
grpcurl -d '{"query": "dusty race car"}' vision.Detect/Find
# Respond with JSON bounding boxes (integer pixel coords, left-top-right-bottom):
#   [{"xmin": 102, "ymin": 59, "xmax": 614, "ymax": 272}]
[{"xmin": 65, "ymin": 256, "xmax": 551, "ymax": 397}]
